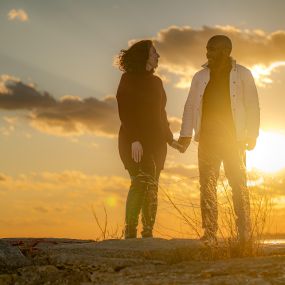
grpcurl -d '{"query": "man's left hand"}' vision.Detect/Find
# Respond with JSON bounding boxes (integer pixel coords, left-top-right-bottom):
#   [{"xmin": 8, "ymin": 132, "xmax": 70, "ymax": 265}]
[
  {"xmin": 246, "ymin": 138, "xmax": 257, "ymax": 151},
  {"xmin": 170, "ymin": 140, "xmax": 185, "ymax": 152},
  {"xmin": 178, "ymin": 137, "xmax": 192, "ymax": 153}
]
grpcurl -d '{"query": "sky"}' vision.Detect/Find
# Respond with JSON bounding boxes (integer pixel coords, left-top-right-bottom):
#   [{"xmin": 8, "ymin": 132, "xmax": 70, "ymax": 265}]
[{"xmin": 0, "ymin": 0, "xmax": 285, "ymax": 239}]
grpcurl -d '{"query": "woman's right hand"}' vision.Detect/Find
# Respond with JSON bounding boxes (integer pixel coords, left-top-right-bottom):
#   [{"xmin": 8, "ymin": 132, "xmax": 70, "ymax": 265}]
[{"xmin": 131, "ymin": 141, "xmax": 143, "ymax": 163}]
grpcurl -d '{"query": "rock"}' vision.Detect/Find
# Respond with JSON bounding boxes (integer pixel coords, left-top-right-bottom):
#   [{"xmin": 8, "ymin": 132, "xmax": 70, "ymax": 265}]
[
  {"xmin": 0, "ymin": 274, "xmax": 14, "ymax": 285},
  {"xmin": 1, "ymin": 238, "xmax": 285, "ymax": 284},
  {"xmin": 0, "ymin": 240, "xmax": 30, "ymax": 271},
  {"xmin": 40, "ymin": 238, "xmax": 208, "ymax": 267},
  {"xmin": 3, "ymin": 238, "xmax": 94, "ymax": 247},
  {"xmin": 247, "ymin": 279, "xmax": 271, "ymax": 285},
  {"xmin": 37, "ymin": 265, "xmax": 58, "ymax": 273}
]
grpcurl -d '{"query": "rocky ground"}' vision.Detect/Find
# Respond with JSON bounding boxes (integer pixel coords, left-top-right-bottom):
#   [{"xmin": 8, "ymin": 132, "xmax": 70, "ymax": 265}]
[{"xmin": 1, "ymin": 237, "xmax": 285, "ymax": 285}]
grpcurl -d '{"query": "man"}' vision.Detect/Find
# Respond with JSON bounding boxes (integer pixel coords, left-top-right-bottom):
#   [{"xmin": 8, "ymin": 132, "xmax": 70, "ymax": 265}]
[{"xmin": 179, "ymin": 35, "xmax": 260, "ymax": 243}]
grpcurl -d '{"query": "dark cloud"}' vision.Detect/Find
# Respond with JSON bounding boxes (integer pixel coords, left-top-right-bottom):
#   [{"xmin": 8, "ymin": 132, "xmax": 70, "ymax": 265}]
[
  {"xmin": 0, "ymin": 75, "xmax": 180, "ymax": 137},
  {"xmin": 151, "ymin": 25, "xmax": 285, "ymax": 82},
  {"xmin": 0, "ymin": 78, "xmax": 56, "ymax": 109},
  {"xmin": 29, "ymin": 95, "xmax": 118, "ymax": 137},
  {"xmin": 0, "ymin": 76, "xmax": 119, "ymax": 137}
]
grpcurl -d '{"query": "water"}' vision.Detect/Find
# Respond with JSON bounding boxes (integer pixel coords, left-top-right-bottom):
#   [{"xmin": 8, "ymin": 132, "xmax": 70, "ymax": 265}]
[{"xmin": 263, "ymin": 239, "xmax": 285, "ymax": 245}]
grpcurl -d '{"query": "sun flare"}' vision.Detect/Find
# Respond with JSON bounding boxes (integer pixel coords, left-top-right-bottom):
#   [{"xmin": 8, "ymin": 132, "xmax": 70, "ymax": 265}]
[{"xmin": 247, "ymin": 130, "xmax": 285, "ymax": 173}]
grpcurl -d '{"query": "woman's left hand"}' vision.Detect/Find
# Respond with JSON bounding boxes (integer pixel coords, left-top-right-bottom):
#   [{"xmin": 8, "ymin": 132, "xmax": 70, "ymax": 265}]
[{"xmin": 131, "ymin": 141, "xmax": 143, "ymax": 163}]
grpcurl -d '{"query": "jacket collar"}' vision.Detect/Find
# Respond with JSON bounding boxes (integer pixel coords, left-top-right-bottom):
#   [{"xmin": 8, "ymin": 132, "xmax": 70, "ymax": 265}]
[{"xmin": 202, "ymin": 57, "xmax": 236, "ymax": 69}]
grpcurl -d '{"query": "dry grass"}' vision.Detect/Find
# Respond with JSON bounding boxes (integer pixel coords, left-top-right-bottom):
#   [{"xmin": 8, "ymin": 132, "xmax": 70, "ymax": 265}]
[
  {"xmin": 157, "ymin": 171, "xmax": 272, "ymax": 258},
  {"xmin": 91, "ymin": 170, "xmax": 273, "ymax": 258},
  {"xmin": 91, "ymin": 205, "xmax": 124, "ymax": 241}
]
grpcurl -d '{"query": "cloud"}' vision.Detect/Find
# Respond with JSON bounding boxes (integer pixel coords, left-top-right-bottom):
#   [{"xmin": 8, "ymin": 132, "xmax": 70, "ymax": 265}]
[
  {"xmin": 0, "ymin": 75, "xmax": 180, "ymax": 138},
  {"xmin": 0, "ymin": 75, "xmax": 56, "ymax": 109},
  {"xmin": 163, "ymin": 162, "xmax": 199, "ymax": 180},
  {"xmin": 33, "ymin": 206, "xmax": 49, "ymax": 213},
  {"xmin": 0, "ymin": 116, "xmax": 18, "ymax": 136},
  {"xmin": 0, "ymin": 169, "xmax": 199, "ymax": 238},
  {"xmin": 0, "ymin": 169, "xmax": 285, "ymax": 238},
  {"xmin": 0, "ymin": 75, "xmax": 119, "ymax": 137},
  {"xmin": 0, "ymin": 173, "xmax": 9, "ymax": 182},
  {"xmin": 168, "ymin": 117, "xmax": 182, "ymax": 134},
  {"xmin": 146, "ymin": 25, "xmax": 285, "ymax": 88},
  {"xmin": 0, "ymin": 170, "xmax": 130, "ymax": 238},
  {"xmin": 29, "ymin": 95, "xmax": 118, "ymax": 137},
  {"xmin": 250, "ymin": 61, "xmax": 285, "ymax": 87},
  {"xmin": 7, "ymin": 9, "xmax": 29, "ymax": 22},
  {"xmin": 158, "ymin": 162, "xmax": 200, "ymax": 204}
]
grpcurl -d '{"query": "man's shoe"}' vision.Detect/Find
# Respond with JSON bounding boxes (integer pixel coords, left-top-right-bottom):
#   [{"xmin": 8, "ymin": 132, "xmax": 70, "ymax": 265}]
[{"xmin": 141, "ymin": 228, "xmax": 153, "ymax": 238}]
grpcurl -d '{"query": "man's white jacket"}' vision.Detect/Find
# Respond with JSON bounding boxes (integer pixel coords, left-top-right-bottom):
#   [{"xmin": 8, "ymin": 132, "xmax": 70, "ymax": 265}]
[{"xmin": 180, "ymin": 60, "xmax": 260, "ymax": 142}]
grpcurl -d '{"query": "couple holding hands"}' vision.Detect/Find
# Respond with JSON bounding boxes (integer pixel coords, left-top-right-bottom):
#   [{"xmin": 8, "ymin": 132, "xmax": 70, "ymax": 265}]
[{"xmin": 116, "ymin": 35, "xmax": 260, "ymax": 242}]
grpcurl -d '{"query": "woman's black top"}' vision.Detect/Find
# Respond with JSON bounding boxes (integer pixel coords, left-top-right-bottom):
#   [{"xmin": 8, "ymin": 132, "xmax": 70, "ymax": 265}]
[{"xmin": 116, "ymin": 71, "xmax": 173, "ymax": 171}]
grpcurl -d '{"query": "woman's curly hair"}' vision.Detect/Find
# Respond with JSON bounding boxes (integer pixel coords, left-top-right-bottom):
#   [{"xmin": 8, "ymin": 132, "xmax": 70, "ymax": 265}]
[{"xmin": 117, "ymin": 40, "xmax": 153, "ymax": 73}]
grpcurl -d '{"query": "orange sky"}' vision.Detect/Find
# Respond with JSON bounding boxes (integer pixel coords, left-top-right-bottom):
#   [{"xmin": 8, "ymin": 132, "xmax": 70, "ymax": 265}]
[{"xmin": 0, "ymin": 0, "xmax": 285, "ymax": 239}]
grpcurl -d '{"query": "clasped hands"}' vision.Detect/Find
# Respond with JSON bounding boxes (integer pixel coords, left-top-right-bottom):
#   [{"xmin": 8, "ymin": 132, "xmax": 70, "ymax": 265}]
[
  {"xmin": 131, "ymin": 137, "xmax": 192, "ymax": 163},
  {"xmin": 169, "ymin": 137, "xmax": 192, "ymax": 153},
  {"xmin": 132, "ymin": 136, "xmax": 256, "ymax": 163}
]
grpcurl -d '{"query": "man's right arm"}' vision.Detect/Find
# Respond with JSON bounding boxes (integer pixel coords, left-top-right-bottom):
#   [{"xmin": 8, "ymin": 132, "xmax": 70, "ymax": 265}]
[{"xmin": 179, "ymin": 74, "xmax": 197, "ymax": 152}]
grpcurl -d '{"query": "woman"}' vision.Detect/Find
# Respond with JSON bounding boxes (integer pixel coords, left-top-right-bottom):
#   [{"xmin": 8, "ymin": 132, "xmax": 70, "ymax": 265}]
[{"xmin": 116, "ymin": 40, "xmax": 176, "ymax": 238}]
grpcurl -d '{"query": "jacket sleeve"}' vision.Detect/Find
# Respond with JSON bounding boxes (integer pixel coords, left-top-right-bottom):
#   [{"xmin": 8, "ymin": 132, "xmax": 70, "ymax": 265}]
[
  {"xmin": 160, "ymin": 79, "xmax": 173, "ymax": 144},
  {"xmin": 242, "ymin": 68, "xmax": 260, "ymax": 139},
  {"xmin": 180, "ymin": 73, "xmax": 197, "ymax": 137},
  {"xmin": 116, "ymin": 74, "xmax": 140, "ymax": 142}
]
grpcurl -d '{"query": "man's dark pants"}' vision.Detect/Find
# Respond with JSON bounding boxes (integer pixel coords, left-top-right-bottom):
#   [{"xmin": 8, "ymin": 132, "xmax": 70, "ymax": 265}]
[{"xmin": 198, "ymin": 137, "xmax": 251, "ymax": 240}]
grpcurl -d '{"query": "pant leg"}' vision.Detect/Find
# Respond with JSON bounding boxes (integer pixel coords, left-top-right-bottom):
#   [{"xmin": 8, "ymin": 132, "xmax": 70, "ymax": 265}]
[
  {"xmin": 141, "ymin": 168, "xmax": 160, "ymax": 237},
  {"xmin": 140, "ymin": 142, "xmax": 166, "ymax": 237},
  {"xmin": 125, "ymin": 167, "xmax": 143, "ymax": 238},
  {"xmin": 198, "ymin": 141, "xmax": 222, "ymax": 237},
  {"xmin": 222, "ymin": 142, "xmax": 251, "ymax": 241},
  {"xmin": 125, "ymin": 154, "xmax": 157, "ymax": 238}
]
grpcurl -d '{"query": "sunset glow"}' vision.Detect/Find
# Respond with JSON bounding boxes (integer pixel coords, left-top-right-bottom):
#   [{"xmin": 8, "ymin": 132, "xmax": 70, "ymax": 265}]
[
  {"xmin": 250, "ymin": 61, "xmax": 285, "ymax": 86},
  {"xmin": 0, "ymin": 0, "xmax": 284, "ymax": 239},
  {"xmin": 247, "ymin": 130, "xmax": 285, "ymax": 173}
]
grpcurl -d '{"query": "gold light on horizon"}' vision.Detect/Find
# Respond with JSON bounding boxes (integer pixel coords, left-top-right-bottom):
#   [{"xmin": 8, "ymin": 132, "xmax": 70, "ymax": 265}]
[{"xmin": 247, "ymin": 130, "xmax": 285, "ymax": 173}]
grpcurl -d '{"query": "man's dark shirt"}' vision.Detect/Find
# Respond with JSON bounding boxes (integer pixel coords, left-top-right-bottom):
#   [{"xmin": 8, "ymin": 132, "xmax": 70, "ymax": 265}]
[{"xmin": 200, "ymin": 60, "xmax": 236, "ymax": 142}]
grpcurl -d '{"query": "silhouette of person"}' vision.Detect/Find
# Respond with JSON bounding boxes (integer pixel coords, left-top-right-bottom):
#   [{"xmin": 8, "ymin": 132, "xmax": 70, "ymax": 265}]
[
  {"xmin": 116, "ymin": 40, "xmax": 178, "ymax": 238},
  {"xmin": 178, "ymin": 35, "xmax": 260, "ymax": 243}
]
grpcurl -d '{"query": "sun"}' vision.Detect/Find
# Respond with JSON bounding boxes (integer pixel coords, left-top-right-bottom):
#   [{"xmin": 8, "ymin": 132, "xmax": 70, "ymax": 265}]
[{"xmin": 246, "ymin": 130, "xmax": 285, "ymax": 173}]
